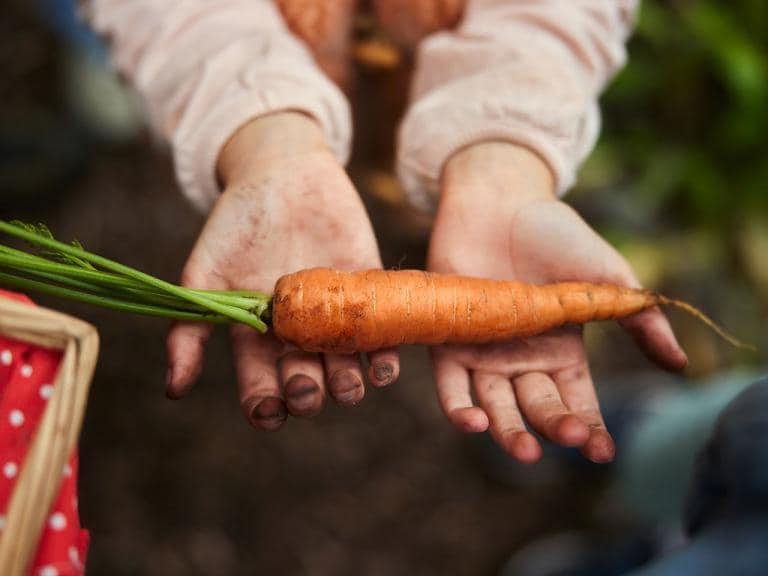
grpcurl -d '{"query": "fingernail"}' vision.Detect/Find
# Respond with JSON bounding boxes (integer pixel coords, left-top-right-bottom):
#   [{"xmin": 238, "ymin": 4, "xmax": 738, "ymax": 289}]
[
  {"xmin": 250, "ymin": 397, "xmax": 287, "ymax": 431},
  {"xmin": 586, "ymin": 430, "xmax": 616, "ymax": 464},
  {"xmin": 329, "ymin": 371, "xmax": 363, "ymax": 405},
  {"xmin": 372, "ymin": 362, "xmax": 394, "ymax": 385},
  {"xmin": 285, "ymin": 375, "xmax": 321, "ymax": 414}
]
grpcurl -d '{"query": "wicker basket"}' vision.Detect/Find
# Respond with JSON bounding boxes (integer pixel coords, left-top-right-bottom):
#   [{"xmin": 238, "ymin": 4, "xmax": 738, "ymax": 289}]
[{"xmin": 0, "ymin": 298, "xmax": 98, "ymax": 575}]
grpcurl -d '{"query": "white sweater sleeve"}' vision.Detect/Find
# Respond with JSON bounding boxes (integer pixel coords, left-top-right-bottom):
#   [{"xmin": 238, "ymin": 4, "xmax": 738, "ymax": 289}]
[
  {"xmin": 83, "ymin": 0, "xmax": 352, "ymax": 212},
  {"xmin": 398, "ymin": 0, "xmax": 639, "ymax": 210}
]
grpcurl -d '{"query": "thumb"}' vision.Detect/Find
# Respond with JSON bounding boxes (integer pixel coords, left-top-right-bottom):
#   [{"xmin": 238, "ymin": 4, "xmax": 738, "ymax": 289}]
[
  {"xmin": 620, "ymin": 308, "xmax": 688, "ymax": 372},
  {"xmin": 610, "ymin": 261, "xmax": 688, "ymax": 372},
  {"xmin": 166, "ymin": 321, "xmax": 215, "ymax": 398},
  {"xmin": 165, "ymin": 266, "xmax": 228, "ymax": 398}
]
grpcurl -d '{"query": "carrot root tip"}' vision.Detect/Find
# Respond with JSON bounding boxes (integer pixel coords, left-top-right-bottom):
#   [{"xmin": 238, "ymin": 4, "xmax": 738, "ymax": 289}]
[{"xmin": 658, "ymin": 295, "xmax": 757, "ymax": 352}]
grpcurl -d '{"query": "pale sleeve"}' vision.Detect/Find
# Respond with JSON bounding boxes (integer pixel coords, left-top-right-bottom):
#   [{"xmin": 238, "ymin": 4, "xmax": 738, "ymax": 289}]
[
  {"xmin": 82, "ymin": 0, "xmax": 352, "ymax": 212},
  {"xmin": 397, "ymin": 0, "xmax": 640, "ymax": 211}
]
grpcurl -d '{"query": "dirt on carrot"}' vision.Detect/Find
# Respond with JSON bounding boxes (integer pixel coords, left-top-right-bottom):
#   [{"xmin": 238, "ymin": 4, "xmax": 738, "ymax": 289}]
[{"xmin": 271, "ymin": 268, "xmax": 753, "ymax": 354}]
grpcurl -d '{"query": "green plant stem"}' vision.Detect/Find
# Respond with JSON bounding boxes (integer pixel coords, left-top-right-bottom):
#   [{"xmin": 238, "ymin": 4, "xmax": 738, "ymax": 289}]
[
  {"xmin": 0, "ymin": 220, "xmax": 263, "ymax": 327},
  {"xmin": 0, "ymin": 244, "xmax": 266, "ymax": 311},
  {"xmin": 0, "ymin": 271, "xmax": 229, "ymax": 323},
  {"xmin": 0, "ymin": 250, "xmax": 260, "ymax": 313},
  {"xmin": 15, "ymin": 268, "xmax": 210, "ymax": 313},
  {"xmin": 0, "ymin": 221, "xmax": 271, "ymax": 330}
]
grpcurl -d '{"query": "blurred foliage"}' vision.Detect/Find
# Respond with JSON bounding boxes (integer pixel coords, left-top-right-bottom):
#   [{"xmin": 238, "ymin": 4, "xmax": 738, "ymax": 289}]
[
  {"xmin": 579, "ymin": 0, "xmax": 768, "ymax": 232},
  {"xmin": 574, "ymin": 0, "xmax": 768, "ymax": 369}
]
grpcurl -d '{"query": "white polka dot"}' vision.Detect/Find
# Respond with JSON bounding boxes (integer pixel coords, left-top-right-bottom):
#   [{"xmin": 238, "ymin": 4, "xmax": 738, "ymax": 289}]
[
  {"xmin": 48, "ymin": 512, "xmax": 67, "ymax": 531},
  {"xmin": 3, "ymin": 461, "xmax": 18, "ymax": 479},
  {"xmin": 0, "ymin": 515, "xmax": 6, "ymax": 530},
  {"xmin": 20, "ymin": 364, "xmax": 33, "ymax": 378},
  {"xmin": 38, "ymin": 566, "xmax": 58, "ymax": 576},
  {"xmin": 39, "ymin": 384, "xmax": 54, "ymax": 400},
  {"xmin": 0, "ymin": 350, "xmax": 11, "ymax": 365},
  {"xmin": 69, "ymin": 546, "xmax": 81, "ymax": 567},
  {"xmin": 72, "ymin": 497, "xmax": 78, "ymax": 511},
  {"xmin": 62, "ymin": 464, "xmax": 72, "ymax": 478},
  {"xmin": 9, "ymin": 410, "xmax": 24, "ymax": 427}
]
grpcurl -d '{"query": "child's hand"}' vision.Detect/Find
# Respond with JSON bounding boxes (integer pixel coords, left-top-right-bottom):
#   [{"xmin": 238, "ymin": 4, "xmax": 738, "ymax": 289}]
[
  {"xmin": 427, "ymin": 142, "xmax": 687, "ymax": 463},
  {"xmin": 166, "ymin": 112, "xmax": 399, "ymax": 430}
]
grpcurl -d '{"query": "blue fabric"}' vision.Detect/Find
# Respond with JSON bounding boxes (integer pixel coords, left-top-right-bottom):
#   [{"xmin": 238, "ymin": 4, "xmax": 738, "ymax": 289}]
[
  {"xmin": 684, "ymin": 377, "xmax": 768, "ymax": 533},
  {"xmin": 626, "ymin": 377, "xmax": 768, "ymax": 576},
  {"xmin": 618, "ymin": 372, "xmax": 758, "ymax": 526},
  {"xmin": 625, "ymin": 514, "xmax": 768, "ymax": 576},
  {"xmin": 35, "ymin": 0, "xmax": 106, "ymax": 55}
]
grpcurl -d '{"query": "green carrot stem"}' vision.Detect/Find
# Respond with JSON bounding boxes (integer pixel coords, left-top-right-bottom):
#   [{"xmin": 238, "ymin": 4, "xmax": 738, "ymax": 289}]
[
  {"xmin": 8, "ymin": 267, "xmax": 211, "ymax": 313},
  {"xmin": 0, "ymin": 253, "xmax": 110, "ymax": 294},
  {"xmin": 193, "ymin": 288, "xmax": 271, "ymax": 299},
  {"xmin": 0, "ymin": 271, "xmax": 230, "ymax": 323},
  {"xmin": 0, "ymin": 244, "xmax": 266, "ymax": 311},
  {"xmin": 0, "ymin": 220, "xmax": 269, "ymax": 331},
  {"xmin": 0, "ymin": 251, "xmax": 255, "ymax": 313}
]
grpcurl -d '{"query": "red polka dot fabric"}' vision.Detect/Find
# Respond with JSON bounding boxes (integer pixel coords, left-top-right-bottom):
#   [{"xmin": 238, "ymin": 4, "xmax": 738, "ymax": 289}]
[{"xmin": 0, "ymin": 290, "xmax": 88, "ymax": 575}]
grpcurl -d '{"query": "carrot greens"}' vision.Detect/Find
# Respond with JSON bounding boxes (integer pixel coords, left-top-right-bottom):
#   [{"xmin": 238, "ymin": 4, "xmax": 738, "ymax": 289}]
[
  {"xmin": 0, "ymin": 221, "xmax": 753, "ymax": 354},
  {"xmin": 0, "ymin": 220, "xmax": 271, "ymax": 332}
]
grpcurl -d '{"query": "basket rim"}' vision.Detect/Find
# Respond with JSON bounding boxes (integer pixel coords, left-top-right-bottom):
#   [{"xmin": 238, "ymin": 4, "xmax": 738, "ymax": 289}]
[{"xmin": 0, "ymin": 297, "xmax": 98, "ymax": 576}]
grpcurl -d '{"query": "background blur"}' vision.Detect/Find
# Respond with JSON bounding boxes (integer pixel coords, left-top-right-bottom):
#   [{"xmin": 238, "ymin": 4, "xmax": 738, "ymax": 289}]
[{"xmin": 1, "ymin": 1, "xmax": 766, "ymax": 574}]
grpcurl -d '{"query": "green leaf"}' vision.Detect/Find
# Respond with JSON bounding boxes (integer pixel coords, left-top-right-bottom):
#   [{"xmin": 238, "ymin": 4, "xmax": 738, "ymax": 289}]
[{"xmin": 9, "ymin": 219, "xmax": 96, "ymax": 270}]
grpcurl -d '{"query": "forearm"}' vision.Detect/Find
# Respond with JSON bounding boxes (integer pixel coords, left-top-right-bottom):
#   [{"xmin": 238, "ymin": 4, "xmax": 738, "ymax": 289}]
[
  {"xmin": 217, "ymin": 112, "xmax": 329, "ymax": 188},
  {"xmin": 442, "ymin": 142, "xmax": 555, "ymax": 207},
  {"xmin": 83, "ymin": 0, "xmax": 351, "ymax": 211},
  {"xmin": 399, "ymin": 0, "xmax": 640, "ymax": 210}
]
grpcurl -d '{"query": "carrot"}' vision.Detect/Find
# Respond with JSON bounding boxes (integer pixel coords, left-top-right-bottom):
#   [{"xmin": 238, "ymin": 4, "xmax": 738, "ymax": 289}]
[
  {"xmin": 271, "ymin": 267, "xmax": 753, "ymax": 354},
  {"xmin": 0, "ymin": 221, "xmax": 752, "ymax": 354}
]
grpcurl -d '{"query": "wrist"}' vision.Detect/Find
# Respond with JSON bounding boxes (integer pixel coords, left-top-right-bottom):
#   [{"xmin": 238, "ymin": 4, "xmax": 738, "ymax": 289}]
[
  {"xmin": 441, "ymin": 141, "xmax": 556, "ymax": 206},
  {"xmin": 217, "ymin": 111, "xmax": 330, "ymax": 188}
]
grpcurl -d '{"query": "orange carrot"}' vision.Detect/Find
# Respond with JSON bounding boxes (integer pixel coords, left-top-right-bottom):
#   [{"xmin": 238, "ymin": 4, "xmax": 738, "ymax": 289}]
[
  {"xmin": 2, "ymin": 221, "xmax": 749, "ymax": 354},
  {"xmin": 271, "ymin": 268, "xmax": 751, "ymax": 354}
]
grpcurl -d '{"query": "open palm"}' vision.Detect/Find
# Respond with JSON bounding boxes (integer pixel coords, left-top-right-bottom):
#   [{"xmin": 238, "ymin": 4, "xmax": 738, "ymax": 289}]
[
  {"xmin": 166, "ymin": 113, "xmax": 399, "ymax": 430},
  {"xmin": 428, "ymin": 144, "xmax": 687, "ymax": 463}
]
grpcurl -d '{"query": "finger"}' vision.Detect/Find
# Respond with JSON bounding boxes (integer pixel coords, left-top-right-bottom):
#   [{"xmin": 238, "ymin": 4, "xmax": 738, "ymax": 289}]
[
  {"xmin": 431, "ymin": 349, "xmax": 488, "ymax": 433},
  {"xmin": 606, "ymin": 262, "xmax": 688, "ymax": 372},
  {"xmin": 280, "ymin": 351, "xmax": 326, "ymax": 417},
  {"xmin": 166, "ymin": 322, "xmax": 213, "ymax": 399},
  {"xmin": 165, "ymin": 262, "xmax": 227, "ymax": 399},
  {"xmin": 230, "ymin": 325, "xmax": 287, "ymax": 431},
  {"xmin": 553, "ymin": 365, "xmax": 615, "ymax": 463},
  {"xmin": 474, "ymin": 371, "xmax": 541, "ymax": 464},
  {"xmin": 324, "ymin": 353, "xmax": 365, "ymax": 406},
  {"xmin": 513, "ymin": 372, "xmax": 590, "ymax": 448},
  {"xmin": 620, "ymin": 307, "xmax": 688, "ymax": 372},
  {"xmin": 367, "ymin": 347, "xmax": 400, "ymax": 387}
]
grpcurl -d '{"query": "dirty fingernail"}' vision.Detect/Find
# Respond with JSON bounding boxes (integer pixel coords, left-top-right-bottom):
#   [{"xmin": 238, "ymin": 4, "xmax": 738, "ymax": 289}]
[
  {"xmin": 250, "ymin": 396, "xmax": 287, "ymax": 431},
  {"xmin": 372, "ymin": 362, "xmax": 394, "ymax": 385},
  {"xmin": 285, "ymin": 375, "xmax": 321, "ymax": 414},
  {"xmin": 329, "ymin": 370, "xmax": 363, "ymax": 405}
]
